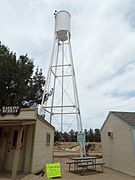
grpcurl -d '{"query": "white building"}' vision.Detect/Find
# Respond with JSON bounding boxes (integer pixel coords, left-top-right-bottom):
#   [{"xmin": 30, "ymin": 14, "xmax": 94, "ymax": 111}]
[{"xmin": 101, "ymin": 111, "xmax": 135, "ymax": 177}]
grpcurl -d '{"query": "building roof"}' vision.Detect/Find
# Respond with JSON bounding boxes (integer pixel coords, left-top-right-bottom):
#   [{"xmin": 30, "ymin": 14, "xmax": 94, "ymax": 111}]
[
  {"xmin": 101, "ymin": 111, "xmax": 135, "ymax": 131},
  {"xmin": 0, "ymin": 108, "xmax": 55, "ymax": 130},
  {"xmin": 111, "ymin": 111, "xmax": 135, "ymax": 127}
]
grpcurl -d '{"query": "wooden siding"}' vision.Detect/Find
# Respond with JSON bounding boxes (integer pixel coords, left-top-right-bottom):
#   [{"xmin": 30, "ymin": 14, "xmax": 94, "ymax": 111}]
[
  {"xmin": 31, "ymin": 118, "xmax": 54, "ymax": 174},
  {"xmin": 0, "ymin": 108, "xmax": 54, "ymax": 174},
  {"xmin": 101, "ymin": 113, "xmax": 135, "ymax": 176},
  {"xmin": 131, "ymin": 128, "xmax": 135, "ymax": 153},
  {"xmin": 23, "ymin": 125, "xmax": 34, "ymax": 173},
  {"xmin": 0, "ymin": 108, "xmax": 37, "ymax": 121}
]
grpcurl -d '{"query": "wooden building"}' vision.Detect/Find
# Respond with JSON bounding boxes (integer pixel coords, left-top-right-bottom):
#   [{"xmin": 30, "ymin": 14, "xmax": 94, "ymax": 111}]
[
  {"xmin": 101, "ymin": 111, "xmax": 135, "ymax": 177},
  {"xmin": 0, "ymin": 108, "xmax": 55, "ymax": 179}
]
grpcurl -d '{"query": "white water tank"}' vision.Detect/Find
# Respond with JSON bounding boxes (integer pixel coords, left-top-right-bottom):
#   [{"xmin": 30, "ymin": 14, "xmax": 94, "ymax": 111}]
[{"xmin": 55, "ymin": 10, "xmax": 71, "ymax": 41}]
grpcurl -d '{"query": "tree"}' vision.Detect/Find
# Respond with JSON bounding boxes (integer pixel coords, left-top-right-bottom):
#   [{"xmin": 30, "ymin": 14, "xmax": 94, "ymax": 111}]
[
  {"xmin": 0, "ymin": 42, "xmax": 17, "ymax": 106},
  {"xmin": 31, "ymin": 67, "xmax": 45, "ymax": 104},
  {"xmin": 0, "ymin": 42, "xmax": 45, "ymax": 107},
  {"xmin": 15, "ymin": 54, "xmax": 34, "ymax": 106},
  {"xmin": 54, "ymin": 130, "xmax": 61, "ymax": 143},
  {"xmin": 62, "ymin": 132, "xmax": 70, "ymax": 142},
  {"xmin": 88, "ymin": 128, "xmax": 94, "ymax": 142},
  {"xmin": 94, "ymin": 129, "xmax": 101, "ymax": 142},
  {"xmin": 84, "ymin": 129, "xmax": 88, "ymax": 142},
  {"xmin": 69, "ymin": 129, "xmax": 76, "ymax": 142}
]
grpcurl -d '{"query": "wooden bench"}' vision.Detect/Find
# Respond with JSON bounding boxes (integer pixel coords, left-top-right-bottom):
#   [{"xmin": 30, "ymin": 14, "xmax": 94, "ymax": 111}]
[{"xmin": 77, "ymin": 162, "xmax": 105, "ymax": 175}]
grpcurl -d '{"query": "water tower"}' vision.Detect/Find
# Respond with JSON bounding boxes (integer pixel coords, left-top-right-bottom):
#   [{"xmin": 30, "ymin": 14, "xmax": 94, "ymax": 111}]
[{"xmin": 39, "ymin": 10, "xmax": 86, "ymax": 157}]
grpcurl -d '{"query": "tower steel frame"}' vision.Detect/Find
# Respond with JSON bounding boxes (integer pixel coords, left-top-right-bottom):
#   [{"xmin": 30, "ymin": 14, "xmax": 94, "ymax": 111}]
[{"xmin": 39, "ymin": 12, "xmax": 86, "ymax": 157}]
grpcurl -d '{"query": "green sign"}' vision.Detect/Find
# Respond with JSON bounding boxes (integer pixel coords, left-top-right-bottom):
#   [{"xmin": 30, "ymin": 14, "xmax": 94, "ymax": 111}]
[{"xmin": 46, "ymin": 163, "xmax": 61, "ymax": 179}]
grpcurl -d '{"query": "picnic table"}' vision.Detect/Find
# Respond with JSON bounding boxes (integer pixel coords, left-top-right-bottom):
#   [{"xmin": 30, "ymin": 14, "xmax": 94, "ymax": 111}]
[{"xmin": 66, "ymin": 156, "xmax": 104, "ymax": 175}]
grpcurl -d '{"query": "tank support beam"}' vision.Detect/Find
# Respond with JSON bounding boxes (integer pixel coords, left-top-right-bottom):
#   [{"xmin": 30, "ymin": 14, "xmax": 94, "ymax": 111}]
[{"xmin": 39, "ymin": 10, "xmax": 86, "ymax": 157}]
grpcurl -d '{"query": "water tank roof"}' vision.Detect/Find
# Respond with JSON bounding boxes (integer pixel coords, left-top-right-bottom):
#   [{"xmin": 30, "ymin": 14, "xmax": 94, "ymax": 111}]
[{"xmin": 56, "ymin": 10, "xmax": 71, "ymax": 17}]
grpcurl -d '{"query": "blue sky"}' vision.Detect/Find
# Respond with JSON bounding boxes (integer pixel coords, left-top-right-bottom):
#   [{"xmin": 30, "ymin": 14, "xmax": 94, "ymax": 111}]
[{"xmin": 0, "ymin": 0, "xmax": 135, "ymax": 130}]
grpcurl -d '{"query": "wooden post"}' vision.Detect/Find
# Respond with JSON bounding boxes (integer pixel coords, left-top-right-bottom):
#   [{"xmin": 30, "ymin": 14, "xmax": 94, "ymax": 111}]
[{"xmin": 11, "ymin": 127, "xmax": 23, "ymax": 180}]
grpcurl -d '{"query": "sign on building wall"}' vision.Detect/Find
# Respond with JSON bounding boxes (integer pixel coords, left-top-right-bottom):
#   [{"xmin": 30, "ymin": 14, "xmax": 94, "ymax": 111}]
[
  {"xmin": 0, "ymin": 106, "xmax": 20, "ymax": 115},
  {"xmin": 46, "ymin": 163, "xmax": 61, "ymax": 179}
]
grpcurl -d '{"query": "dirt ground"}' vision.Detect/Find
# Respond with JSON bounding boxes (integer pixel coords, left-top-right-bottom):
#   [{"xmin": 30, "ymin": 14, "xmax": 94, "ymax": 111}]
[
  {"xmin": 45, "ymin": 156, "xmax": 135, "ymax": 180},
  {"xmin": 1, "ymin": 156, "xmax": 135, "ymax": 180},
  {"xmin": 50, "ymin": 142, "xmax": 134, "ymax": 180}
]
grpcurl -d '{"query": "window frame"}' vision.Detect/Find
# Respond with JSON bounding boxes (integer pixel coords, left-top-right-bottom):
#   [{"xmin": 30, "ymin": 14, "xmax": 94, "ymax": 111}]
[{"xmin": 46, "ymin": 133, "xmax": 51, "ymax": 146}]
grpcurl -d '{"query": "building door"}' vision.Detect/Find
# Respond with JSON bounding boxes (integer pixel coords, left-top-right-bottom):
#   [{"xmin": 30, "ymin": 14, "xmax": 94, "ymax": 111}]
[
  {"xmin": 0, "ymin": 127, "xmax": 8, "ymax": 170},
  {"xmin": 4, "ymin": 127, "xmax": 25, "ymax": 171}
]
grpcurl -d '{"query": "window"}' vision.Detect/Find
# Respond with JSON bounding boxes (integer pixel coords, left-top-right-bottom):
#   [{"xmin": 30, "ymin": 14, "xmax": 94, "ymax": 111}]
[
  {"xmin": 108, "ymin": 131, "xmax": 113, "ymax": 138},
  {"xmin": 12, "ymin": 130, "xmax": 18, "ymax": 148},
  {"xmin": 46, "ymin": 133, "xmax": 51, "ymax": 145}
]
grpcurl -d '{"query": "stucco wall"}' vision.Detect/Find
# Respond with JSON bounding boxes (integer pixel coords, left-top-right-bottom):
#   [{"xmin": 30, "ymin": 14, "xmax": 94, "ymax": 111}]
[{"xmin": 101, "ymin": 113, "xmax": 135, "ymax": 176}]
